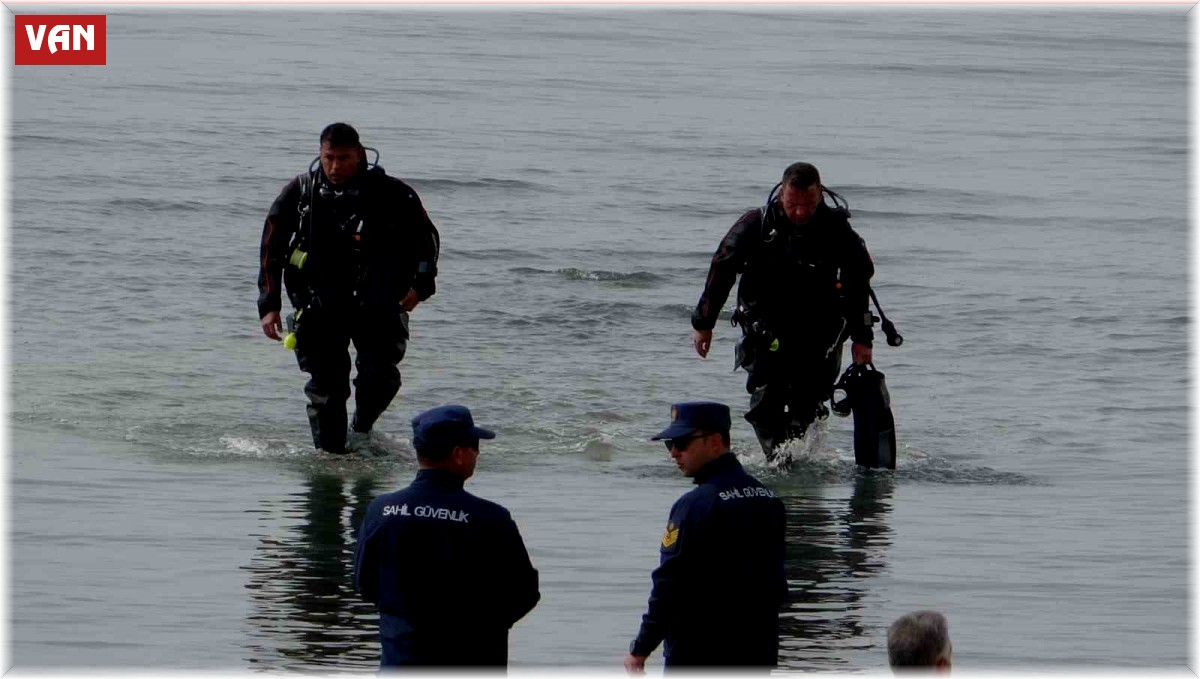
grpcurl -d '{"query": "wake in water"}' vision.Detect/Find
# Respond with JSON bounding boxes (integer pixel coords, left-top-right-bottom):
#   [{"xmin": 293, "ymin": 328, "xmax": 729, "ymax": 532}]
[
  {"xmin": 220, "ymin": 430, "xmax": 415, "ymax": 461},
  {"xmin": 218, "ymin": 435, "xmax": 308, "ymax": 458},
  {"xmin": 347, "ymin": 429, "xmax": 416, "ymax": 459},
  {"xmin": 735, "ymin": 419, "xmax": 1036, "ymax": 486},
  {"xmin": 508, "ymin": 266, "xmax": 664, "ymax": 285},
  {"xmin": 736, "ymin": 418, "xmax": 841, "ymax": 476}
]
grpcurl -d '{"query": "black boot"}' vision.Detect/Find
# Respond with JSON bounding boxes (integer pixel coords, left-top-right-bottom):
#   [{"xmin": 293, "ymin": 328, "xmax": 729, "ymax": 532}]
[{"xmin": 305, "ymin": 379, "xmax": 349, "ymax": 455}]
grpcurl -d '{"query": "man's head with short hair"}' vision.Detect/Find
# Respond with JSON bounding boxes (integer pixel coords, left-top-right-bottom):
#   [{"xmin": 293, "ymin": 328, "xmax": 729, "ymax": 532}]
[
  {"xmin": 778, "ymin": 162, "xmax": 825, "ymax": 226},
  {"xmin": 318, "ymin": 122, "xmax": 365, "ymax": 186},
  {"xmin": 320, "ymin": 122, "xmax": 361, "ymax": 149},
  {"xmin": 888, "ymin": 610, "xmax": 952, "ymax": 672},
  {"xmin": 781, "ymin": 161, "xmax": 821, "ymax": 191}
]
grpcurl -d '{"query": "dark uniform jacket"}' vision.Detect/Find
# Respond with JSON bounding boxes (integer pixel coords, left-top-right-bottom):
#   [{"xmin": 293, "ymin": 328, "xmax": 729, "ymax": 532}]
[
  {"xmin": 692, "ymin": 201, "xmax": 875, "ymax": 352},
  {"xmin": 631, "ymin": 453, "xmax": 788, "ymax": 667},
  {"xmin": 257, "ymin": 164, "xmax": 440, "ymax": 320},
  {"xmin": 354, "ymin": 469, "xmax": 540, "ymax": 667}
]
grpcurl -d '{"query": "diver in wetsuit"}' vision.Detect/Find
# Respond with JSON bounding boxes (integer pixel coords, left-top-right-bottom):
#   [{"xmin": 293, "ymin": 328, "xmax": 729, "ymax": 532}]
[
  {"xmin": 258, "ymin": 123, "xmax": 440, "ymax": 454},
  {"xmin": 690, "ymin": 162, "xmax": 875, "ymax": 463}
]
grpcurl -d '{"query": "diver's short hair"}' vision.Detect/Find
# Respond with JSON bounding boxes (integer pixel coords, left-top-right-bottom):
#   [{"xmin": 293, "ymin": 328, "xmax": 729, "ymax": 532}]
[
  {"xmin": 781, "ymin": 162, "xmax": 822, "ymax": 191},
  {"xmin": 888, "ymin": 610, "xmax": 950, "ymax": 668},
  {"xmin": 320, "ymin": 122, "xmax": 361, "ymax": 148}
]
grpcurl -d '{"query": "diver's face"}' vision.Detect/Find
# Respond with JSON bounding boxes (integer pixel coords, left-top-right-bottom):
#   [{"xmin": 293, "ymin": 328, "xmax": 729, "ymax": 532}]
[
  {"xmin": 780, "ymin": 183, "xmax": 823, "ymax": 225},
  {"xmin": 319, "ymin": 142, "xmax": 363, "ymax": 186}
]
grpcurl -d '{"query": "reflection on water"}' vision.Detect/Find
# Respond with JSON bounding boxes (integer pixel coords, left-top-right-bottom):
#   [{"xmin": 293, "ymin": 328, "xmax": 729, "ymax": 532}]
[
  {"xmin": 241, "ymin": 469, "xmax": 891, "ymax": 671},
  {"xmin": 778, "ymin": 471, "xmax": 894, "ymax": 672},
  {"xmin": 242, "ymin": 473, "xmax": 385, "ymax": 671}
]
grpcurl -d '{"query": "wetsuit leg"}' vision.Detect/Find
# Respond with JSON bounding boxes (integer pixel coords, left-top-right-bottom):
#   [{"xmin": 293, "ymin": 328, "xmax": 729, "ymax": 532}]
[
  {"xmin": 745, "ymin": 370, "xmax": 790, "ymax": 460},
  {"xmin": 349, "ymin": 309, "xmax": 409, "ymax": 433},
  {"xmin": 781, "ymin": 346, "xmax": 842, "ymax": 439},
  {"xmin": 295, "ymin": 314, "xmax": 352, "ymax": 454},
  {"xmin": 745, "ymin": 340, "xmax": 843, "ymax": 460}
]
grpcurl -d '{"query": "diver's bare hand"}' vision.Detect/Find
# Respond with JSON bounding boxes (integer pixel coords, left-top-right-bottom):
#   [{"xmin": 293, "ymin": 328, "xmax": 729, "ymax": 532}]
[
  {"xmin": 400, "ymin": 288, "xmax": 421, "ymax": 313},
  {"xmin": 261, "ymin": 311, "xmax": 283, "ymax": 341},
  {"xmin": 693, "ymin": 329, "xmax": 712, "ymax": 358},
  {"xmin": 851, "ymin": 341, "xmax": 873, "ymax": 365}
]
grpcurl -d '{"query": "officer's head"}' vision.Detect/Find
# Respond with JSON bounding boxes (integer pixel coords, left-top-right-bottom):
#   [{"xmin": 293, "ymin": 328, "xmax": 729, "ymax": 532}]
[
  {"xmin": 888, "ymin": 610, "xmax": 952, "ymax": 673},
  {"xmin": 651, "ymin": 402, "xmax": 732, "ymax": 477},
  {"xmin": 319, "ymin": 122, "xmax": 366, "ymax": 186},
  {"xmin": 411, "ymin": 405, "xmax": 497, "ymax": 481},
  {"xmin": 779, "ymin": 162, "xmax": 824, "ymax": 226}
]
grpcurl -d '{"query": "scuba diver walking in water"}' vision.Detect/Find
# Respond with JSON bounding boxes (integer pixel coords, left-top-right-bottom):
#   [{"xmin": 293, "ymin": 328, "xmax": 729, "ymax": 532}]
[
  {"xmin": 691, "ymin": 162, "xmax": 876, "ymax": 465},
  {"xmin": 258, "ymin": 123, "xmax": 440, "ymax": 454}
]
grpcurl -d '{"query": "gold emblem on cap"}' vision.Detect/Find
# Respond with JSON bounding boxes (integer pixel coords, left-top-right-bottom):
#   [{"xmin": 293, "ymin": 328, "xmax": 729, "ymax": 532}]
[{"xmin": 671, "ymin": 406, "xmax": 679, "ymax": 421}]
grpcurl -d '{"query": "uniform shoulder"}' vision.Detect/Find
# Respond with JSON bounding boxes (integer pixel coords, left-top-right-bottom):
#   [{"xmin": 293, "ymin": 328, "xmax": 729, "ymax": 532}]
[
  {"xmin": 460, "ymin": 490, "xmax": 514, "ymax": 521},
  {"xmin": 674, "ymin": 483, "xmax": 721, "ymax": 516},
  {"xmin": 739, "ymin": 469, "xmax": 773, "ymax": 490}
]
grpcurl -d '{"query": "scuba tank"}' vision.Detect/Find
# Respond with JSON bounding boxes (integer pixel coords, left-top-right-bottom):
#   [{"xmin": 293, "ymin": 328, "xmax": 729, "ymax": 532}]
[{"xmin": 831, "ymin": 362, "xmax": 897, "ymax": 470}]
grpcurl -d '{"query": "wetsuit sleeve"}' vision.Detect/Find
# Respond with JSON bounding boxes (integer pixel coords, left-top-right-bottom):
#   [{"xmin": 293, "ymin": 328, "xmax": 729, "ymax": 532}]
[
  {"xmin": 631, "ymin": 499, "xmax": 694, "ymax": 656},
  {"xmin": 403, "ymin": 187, "xmax": 440, "ymax": 301},
  {"xmin": 496, "ymin": 513, "xmax": 540, "ymax": 627},
  {"xmin": 840, "ymin": 225, "xmax": 875, "ymax": 346},
  {"xmin": 691, "ymin": 209, "xmax": 760, "ymax": 332},
  {"xmin": 257, "ymin": 178, "xmax": 302, "ymax": 319}
]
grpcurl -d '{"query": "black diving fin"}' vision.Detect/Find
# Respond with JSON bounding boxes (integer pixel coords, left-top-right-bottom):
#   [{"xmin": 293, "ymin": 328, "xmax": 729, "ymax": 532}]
[{"xmin": 831, "ymin": 363, "xmax": 897, "ymax": 470}]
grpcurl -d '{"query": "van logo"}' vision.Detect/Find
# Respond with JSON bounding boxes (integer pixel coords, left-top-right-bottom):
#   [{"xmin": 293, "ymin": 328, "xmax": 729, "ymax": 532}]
[{"xmin": 15, "ymin": 15, "xmax": 106, "ymax": 65}]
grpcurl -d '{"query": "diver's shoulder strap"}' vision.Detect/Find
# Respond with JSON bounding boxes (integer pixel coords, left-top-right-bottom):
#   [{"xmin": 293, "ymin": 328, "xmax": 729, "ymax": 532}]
[
  {"xmin": 297, "ymin": 155, "xmax": 323, "ymax": 207},
  {"xmin": 291, "ymin": 171, "xmax": 317, "ymax": 252},
  {"xmin": 297, "ymin": 171, "xmax": 314, "ymax": 205}
]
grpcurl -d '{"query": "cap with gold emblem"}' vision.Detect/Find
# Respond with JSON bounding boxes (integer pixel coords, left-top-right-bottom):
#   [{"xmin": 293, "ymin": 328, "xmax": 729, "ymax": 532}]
[{"xmin": 650, "ymin": 401, "xmax": 731, "ymax": 441}]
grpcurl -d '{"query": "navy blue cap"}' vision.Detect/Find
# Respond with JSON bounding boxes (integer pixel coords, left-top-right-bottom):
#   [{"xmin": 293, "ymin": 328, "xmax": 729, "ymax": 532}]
[
  {"xmin": 411, "ymin": 405, "xmax": 496, "ymax": 452},
  {"xmin": 651, "ymin": 401, "xmax": 732, "ymax": 441}
]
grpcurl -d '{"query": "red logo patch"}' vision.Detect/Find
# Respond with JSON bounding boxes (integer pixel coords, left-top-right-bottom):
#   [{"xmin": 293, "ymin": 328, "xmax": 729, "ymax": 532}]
[{"xmin": 15, "ymin": 15, "xmax": 106, "ymax": 66}]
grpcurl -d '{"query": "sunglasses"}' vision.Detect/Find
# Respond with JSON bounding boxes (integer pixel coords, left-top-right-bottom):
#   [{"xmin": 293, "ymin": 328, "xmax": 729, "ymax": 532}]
[{"xmin": 664, "ymin": 434, "xmax": 701, "ymax": 451}]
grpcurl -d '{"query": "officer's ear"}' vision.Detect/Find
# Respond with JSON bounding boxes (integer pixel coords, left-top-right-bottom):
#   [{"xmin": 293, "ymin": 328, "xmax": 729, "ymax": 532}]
[
  {"xmin": 701, "ymin": 431, "xmax": 726, "ymax": 455},
  {"xmin": 449, "ymin": 443, "xmax": 477, "ymax": 467}
]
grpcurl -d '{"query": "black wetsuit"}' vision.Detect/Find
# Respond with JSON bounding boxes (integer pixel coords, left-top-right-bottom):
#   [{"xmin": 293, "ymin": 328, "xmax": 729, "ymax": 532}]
[
  {"xmin": 630, "ymin": 453, "xmax": 787, "ymax": 669},
  {"xmin": 692, "ymin": 201, "xmax": 874, "ymax": 457},
  {"xmin": 257, "ymin": 164, "xmax": 439, "ymax": 453},
  {"xmin": 353, "ymin": 469, "xmax": 540, "ymax": 668}
]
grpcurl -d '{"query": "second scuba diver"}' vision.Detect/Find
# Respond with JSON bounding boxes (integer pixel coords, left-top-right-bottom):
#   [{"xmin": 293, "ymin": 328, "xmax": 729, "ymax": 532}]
[{"xmin": 690, "ymin": 162, "xmax": 876, "ymax": 465}]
